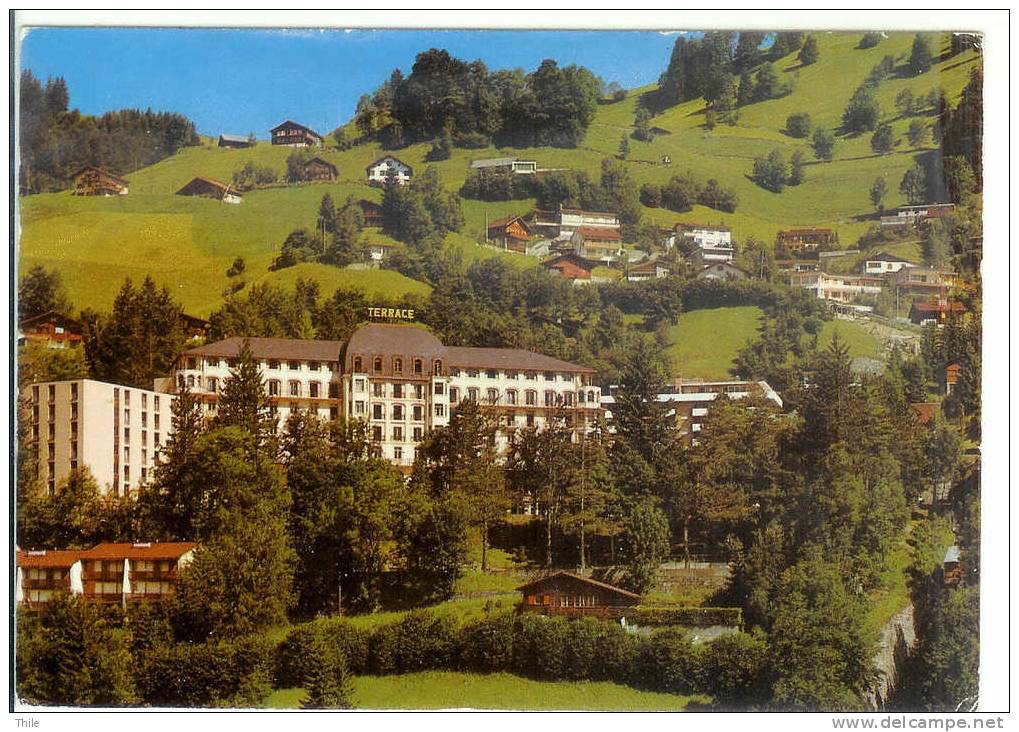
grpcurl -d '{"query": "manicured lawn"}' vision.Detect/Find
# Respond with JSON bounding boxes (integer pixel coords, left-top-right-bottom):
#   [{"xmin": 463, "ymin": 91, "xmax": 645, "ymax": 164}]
[
  {"xmin": 818, "ymin": 319, "xmax": 883, "ymax": 359},
  {"xmin": 663, "ymin": 306, "xmax": 765, "ymax": 379},
  {"xmin": 264, "ymin": 672, "xmax": 708, "ymax": 711}
]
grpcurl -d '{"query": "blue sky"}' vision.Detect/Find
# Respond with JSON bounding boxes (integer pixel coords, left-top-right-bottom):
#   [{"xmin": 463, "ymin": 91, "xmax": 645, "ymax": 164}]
[{"xmin": 19, "ymin": 28, "xmax": 685, "ymax": 138}]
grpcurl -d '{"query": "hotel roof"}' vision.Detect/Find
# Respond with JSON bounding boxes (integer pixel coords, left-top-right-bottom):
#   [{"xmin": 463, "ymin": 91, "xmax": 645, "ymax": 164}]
[
  {"xmin": 78, "ymin": 542, "xmax": 197, "ymax": 561},
  {"xmin": 446, "ymin": 346, "xmax": 595, "ymax": 374},
  {"xmin": 182, "ymin": 336, "xmax": 346, "ymax": 361}
]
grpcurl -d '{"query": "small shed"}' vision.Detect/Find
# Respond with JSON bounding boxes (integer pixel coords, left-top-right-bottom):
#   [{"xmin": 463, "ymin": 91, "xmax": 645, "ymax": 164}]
[
  {"xmin": 72, "ymin": 166, "xmax": 129, "ymax": 196},
  {"xmin": 542, "ymin": 253, "xmax": 597, "ymax": 281},
  {"xmin": 943, "ymin": 545, "xmax": 962, "ymax": 586},
  {"xmin": 518, "ymin": 572, "xmax": 640, "ymax": 618},
  {"xmin": 218, "ymin": 134, "xmax": 254, "ymax": 149},
  {"xmin": 302, "ymin": 157, "xmax": 338, "ymax": 182},
  {"xmin": 176, "ymin": 177, "xmax": 243, "ymax": 204}
]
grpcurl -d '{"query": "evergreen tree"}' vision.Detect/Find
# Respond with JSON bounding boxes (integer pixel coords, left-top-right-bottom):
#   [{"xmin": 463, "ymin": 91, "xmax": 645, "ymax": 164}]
[
  {"xmin": 618, "ymin": 133, "xmax": 630, "ymax": 159},
  {"xmin": 908, "ymin": 33, "xmax": 935, "ymax": 75},
  {"xmin": 907, "ymin": 119, "xmax": 928, "ymax": 148},
  {"xmin": 811, "ymin": 127, "xmax": 836, "ymax": 161},
  {"xmin": 869, "ymin": 177, "xmax": 888, "ymax": 212},
  {"xmin": 870, "ymin": 123, "xmax": 895, "ymax": 155},
  {"xmin": 842, "ymin": 85, "xmax": 881, "ymax": 133},
  {"xmin": 633, "ymin": 106, "xmax": 653, "ymax": 142},
  {"xmin": 785, "ymin": 112, "xmax": 812, "ymax": 138},
  {"xmin": 900, "ymin": 163, "xmax": 928, "ymax": 205},
  {"xmin": 752, "ymin": 149, "xmax": 787, "ymax": 193},
  {"xmin": 788, "ymin": 150, "xmax": 805, "ymax": 186},
  {"xmin": 318, "ymin": 193, "xmax": 336, "ymax": 234},
  {"xmin": 797, "ymin": 35, "xmax": 820, "ymax": 66},
  {"xmin": 895, "ymin": 88, "xmax": 915, "ymax": 117},
  {"xmin": 623, "ymin": 497, "xmax": 670, "ymax": 593},
  {"xmin": 18, "ymin": 265, "xmax": 72, "ymax": 319},
  {"xmin": 214, "ymin": 339, "xmax": 272, "ymax": 443},
  {"xmin": 301, "ymin": 629, "xmax": 354, "ymax": 708}
]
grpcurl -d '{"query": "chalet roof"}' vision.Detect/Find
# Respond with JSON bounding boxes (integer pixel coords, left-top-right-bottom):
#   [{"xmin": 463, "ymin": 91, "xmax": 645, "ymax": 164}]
[
  {"xmin": 365, "ymin": 156, "xmax": 413, "ymax": 175},
  {"xmin": 944, "ymin": 545, "xmax": 961, "ymax": 563},
  {"xmin": 576, "ymin": 226, "xmax": 622, "ymax": 241},
  {"xmin": 541, "ymin": 253, "xmax": 599, "ymax": 272},
  {"xmin": 270, "ymin": 120, "xmax": 323, "ymax": 139},
  {"xmin": 867, "ymin": 251, "xmax": 916, "ymax": 263},
  {"xmin": 219, "ymin": 134, "xmax": 251, "ymax": 144},
  {"xmin": 698, "ymin": 262, "xmax": 747, "ymax": 276},
  {"xmin": 180, "ymin": 313, "xmax": 210, "ymax": 328},
  {"xmin": 303, "ymin": 157, "xmax": 338, "ymax": 173},
  {"xmin": 16, "ymin": 549, "xmax": 83, "ymax": 568},
  {"xmin": 778, "ymin": 227, "xmax": 833, "ymax": 236},
  {"xmin": 488, "ymin": 215, "xmax": 529, "ymax": 229},
  {"xmin": 516, "ymin": 571, "xmax": 641, "ymax": 600},
  {"xmin": 19, "ymin": 310, "xmax": 84, "ymax": 330},
  {"xmin": 71, "ymin": 165, "xmax": 129, "ymax": 186},
  {"xmin": 446, "ymin": 347, "xmax": 595, "ymax": 374},
  {"xmin": 358, "ymin": 199, "xmax": 383, "ymax": 212},
  {"xmin": 176, "ymin": 176, "xmax": 241, "ymax": 197},
  {"xmin": 630, "ymin": 257, "xmax": 670, "ymax": 273},
  {"xmin": 910, "ymin": 402, "xmax": 939, "ymax": 424},
  {"xmin": 79, "ymin": 542, "xmax": 197, "ymax": 561},
  {"xmin": 182, "ymin": 336, "xmax": 346, "ymax": 362}
]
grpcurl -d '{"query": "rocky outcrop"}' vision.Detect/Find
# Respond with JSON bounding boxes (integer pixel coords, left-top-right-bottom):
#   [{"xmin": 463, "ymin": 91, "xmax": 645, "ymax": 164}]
[{"xmin": 869, "ymin": 603, "xmax": 917, "ymax": 709}]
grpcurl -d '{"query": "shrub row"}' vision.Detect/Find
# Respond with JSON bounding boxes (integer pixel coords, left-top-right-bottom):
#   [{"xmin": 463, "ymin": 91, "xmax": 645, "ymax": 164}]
[
  {"xmin": 275, "ymin": 610, "xmax": 772, "ymax": 706},
  {"xmin": 629, "ymin": 606, "xmax": 743, "ymax": 628}
]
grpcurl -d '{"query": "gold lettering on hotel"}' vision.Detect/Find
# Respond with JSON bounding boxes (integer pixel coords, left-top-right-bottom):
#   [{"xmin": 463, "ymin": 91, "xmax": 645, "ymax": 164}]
[{"xmin": 366, "ymin": 307, "xmax": 415, "ymax": 321}]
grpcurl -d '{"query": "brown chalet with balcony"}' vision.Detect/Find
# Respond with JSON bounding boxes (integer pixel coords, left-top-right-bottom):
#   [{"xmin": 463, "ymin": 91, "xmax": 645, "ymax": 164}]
[
  {"xmin": 359, "ymin": 199, "xmax": 384, "ymax": 227},
  {"xmin": 19, "ymin": 310, "xmax": 84, "ymax": 348},
  {"xmin": 270, "ymin": 120, "xmax": 324, "ymax": 148},
  {"xmin": 776, "ymin": 227, "xmax": 838, "ymax": 254},
  {"xmin": 301, "ymin": 157, "xmax": 338, "ymax": 182},
  {"xmin": 72, "ymin": 166, "xmax": 129, "ymax": 196},
  {"xmin": 16, "ymin": 549, "xmax": 80, "ymax": 607},
  {"xmin": 518, "ymin": 571, "xmax": 641, "ymax": 618},
  {"xmin": 487, "ymin": 215, "xmax": 533, "ymax": 252}
]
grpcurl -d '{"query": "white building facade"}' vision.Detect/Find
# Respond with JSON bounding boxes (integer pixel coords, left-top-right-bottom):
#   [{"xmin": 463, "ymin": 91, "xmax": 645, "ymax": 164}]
[
  {"xmin": 28, "ymin": 379, "xmax": 176, "ymax": 496},
  {"xmin": 366, "ymin": 156, "xmax": 413, "ymax": 186}
]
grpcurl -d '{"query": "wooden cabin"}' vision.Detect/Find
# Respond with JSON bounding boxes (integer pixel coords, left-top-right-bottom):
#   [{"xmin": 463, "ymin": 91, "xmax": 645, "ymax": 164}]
[
  {"xmin": 176, "ymin": 176, "xmax": 243, "ymax": 204},
  {"xmin": 943, "ymin": 545, "xmax": 962, "ymax": 586},
  {"xmin": 19, "ymin": 310, "xmax": 84, "ymax": 348},
  {"xmin": 776, "ymin": 227, "xmax": 838, "ymax": 253},
  {"xmin": 358, "ymin": 199, "xmax": 384, "ymax": 227},
  {"xmin": 517, "ymin": 572, "xmax": 641, "ymax": 618},
  {"xmin": 487, "ymin": 216, "xmax": 533, "ymax": 252},
  {"xmin": 72, "ymin": 166, "xmax": 129, "ymax": 196},
  {"xmin": 218, "ymin": 134, "xmax": 254, "ymax": 148},
  {"xmin": 542, "ymin": 253, "xmax": 598, "ymax": 281},
  {"xmin": 301, "ymin": 157, "xmax": 338, "ymax": 182},
  {"xmin": 179, "ymin": 313, "xmax": 210, "ymax": 341},
  {"xmin": 270, "ymin": 120, "xmax": 323, "ymax": 148}
]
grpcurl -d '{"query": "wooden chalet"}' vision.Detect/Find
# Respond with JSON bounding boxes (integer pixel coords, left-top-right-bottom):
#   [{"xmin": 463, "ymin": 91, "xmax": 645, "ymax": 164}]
[
  {"xmin": 366, "ymin": 156, "xmax": 413, "ymax": 186},
  {"xmin": 358, "ymin": 199, "xmax": 384, "ymax": 227},
  {"xmin": 517, "ymin": 571, "xmax": 641, "ymax": 618},
  {"xmin": 176, "ymin": 176, "xmax": 243, "ymax": 204},
  {"xmin": 697, "ymin": 261, "xmax": 748, "ymax": 281},
  {"xmin": 542, "ymin": 252, "xmax": 598, "ymax": 281},
  {"xmin": 179, "ymin": 313, "xmax": 210, "ymax": 340},
  {"xmin": 77, "ymin": 542, "xmax": 196, "ymax": 605},
  {"xmin": 943, "ymin": 545, "xmax": 962, "ymax": 586},
  {"xmin": 218, "ymin": 134, "xmax": 254, "ymax": 148},
  {"xmin": 627, "ymin": 257, "xmax": 671, "ymax": 282},
  {"xmin": 301, "ymin": 157, "xmax": 338, "ymax": 182},
  {"xmin": 776, "ymin": 227, "xmax": 838, "ymax": 252},
  {"xmin": 909, "ymin": 299, "xmax": 967, "ymax": 326},
  {"xmin": 19, "ymin": 310, "xmax": 84, "ymax": 348},
  {"xmin": 72, "ymin": 166, "xmax": 129, "ymax": 196},
  {"xmin": 910, "ymin": 402, "xmax": 940, "ymax": 425},
  {"xmin": 487, "ymin": 215, "xmax": 533, "ymax": 252},
  {"xmin": 270, "ymin": 120, "xmax": 324, "ymax": 148},
  {"xmin": 16, "ymin": 549, "xmax": 80, "ymax": 606}
]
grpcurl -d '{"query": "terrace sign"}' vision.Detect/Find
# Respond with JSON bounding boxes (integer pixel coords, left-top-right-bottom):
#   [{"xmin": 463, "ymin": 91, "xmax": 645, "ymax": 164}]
[{"xmin": 366, "ymin": 306, "xmax": 415, "ymax": 321}]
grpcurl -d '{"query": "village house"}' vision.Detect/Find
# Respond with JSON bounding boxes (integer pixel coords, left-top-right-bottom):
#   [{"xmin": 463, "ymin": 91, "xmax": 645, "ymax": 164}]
[
  {"xmin": 788, "ymin": 270, "xmax": 883, "ymax": 303},
  {"xmin": 575, "ymin": 226, "xmax": 625, "ymax": 262},
  {"xmin": 943, "ymin": 545, "xmax": 962, "ymax": 586},
  {"xmin": 487, "ymin": 215, "xmax": 534, "ymax": 252},
  {"xmin": 358, "ymin": 199, "xmax": 384, "ymax": 227},
  {"xmin": 71, "ymin": 166, "xmax": 129, "ymax": 196},
  {"xmin": 16, "ymin": 542, "xmax": 196, "ymax": 609},
  {"xmin": 218, "ymin": 134, "xmax": 253, "ymax": 149},
  {"xmin": 300, "ymin": 157, "xmax": 338, "ymax": 182},
  {"xmin": 894, "ymin": 266, "xmax": 959, "ymax": 295},
  {"xmin": 776, "ymin": 227, "xmax": 838, "ymax": 254},
  {"xmin": 28, "ymin": 379, "xmax": 176, "ymax": 496},
  {"xmin": 697, "ymin": 262, "xmax": 748, "ymax": 281},
  {"xmin": 542, "ymin": 252, "xmax": 597, "ymax": 282},
  {"xmin": 529, "ymin": 205, "xmax": 621, "ymax": 242},
  {"xmin": 469, "ymin": 157, "xmax": 538, "ymax": 175},
  {"xmin": 365, "ymin": 240, "xmax": 395, "ymax": 262},
  {"xmin": 942, "ymin": 363, "xmax": 963, "ymax": 396},
  {"xmin": 775, "ymin": 258, "xmax": 819, "ymax": 273},
  {"xmin": 179, "ymin": 313, "xmax": 210, "ymax": 341},
  {"xmin": 910, "ymin": 299, "xmax": 967, "ymax": 327},
  {"xmin": 270, "ymin": 120, "xmax": 324, "ymax": 148},
  {"xmin": 517, "ymin": 572, "xmax": 641, "ymax": 618},
  {"xmin": 881, "ymin": 203, "xmax": 956, "ymax": 231},
  {"xmin": 366, "ymin": 156, "xmax": 413, "ymax": 186},
  {"xmin": 19, "ymin": 311, "xmax": 84, "ymax": 349},
  {"xmin": 626, "ymin": 257, "xmax": 670, "ymax": 282},
  {"xmin": 863, "ymin": 251, "xmax": 919, "ymax": 275},
  {"xmin": 176, "ymin": 176, "xmax": 243, "ymax": 204}
]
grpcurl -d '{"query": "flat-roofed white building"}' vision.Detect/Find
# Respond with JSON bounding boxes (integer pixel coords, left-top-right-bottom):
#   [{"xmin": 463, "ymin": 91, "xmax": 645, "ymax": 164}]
[{"xmin": 27, "ymin": 379, "xmax": 175, "ymax": 496}]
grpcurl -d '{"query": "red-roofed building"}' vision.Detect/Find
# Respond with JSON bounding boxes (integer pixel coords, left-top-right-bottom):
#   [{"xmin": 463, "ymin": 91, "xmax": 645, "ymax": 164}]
[
  {"xmin": 19, "ymin": 311, "xmax": 84, "ymax": 348},
  {"xmin": 542, "ymin": 252, "xmax": 597, "ymax": 281},
  {"xmin": 910, "ymin": 402, "xmax": 940, "ymax": 425},
  {"xmin": 487, "ymin": 216, "xmax": 534, "ymax": 252},
  {"xmin": 909, "ymin": 299, "xmax": 967, "ymax": 326}
]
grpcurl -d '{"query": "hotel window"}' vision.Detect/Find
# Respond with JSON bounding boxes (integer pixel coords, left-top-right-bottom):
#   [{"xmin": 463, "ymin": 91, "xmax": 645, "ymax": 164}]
[
  {"xmin": 486, "ymin": 369, "xmax": 498, "ymax": 379},
  {"xmin": 48, "ymin": 443, "xmax": 55, "ymax": 460},
  {"xmin": 32, "ymin": 425, "xmax": 39, "ymax": 440},
  {"xmin": 525, "ymin": 390, "xmax": 537, "ymax": 406},
  {"xmin": 413, "ymin": 359, "xmax": 423, "ymax": 375},
  {"xmin": 142, "ymin": 449, "xmax": 147, "ymax": 464},
  {"xmin": 413, "ymin": 426, "xmax": 423, "ymax": 441},
  {"xmin": 467, "ymin": 388, "xmax": 479, "ymax": 403},
  {"xmin": 561, "ymin": 373, "xmax": 574, "ymax": 383},
  {"xmin": 434, "ymin": 382, "xmax": 445, "ymax": 395},
  {"xmin": 578, "ymin": 391, "xmax": 586, "ymax": 404},
  {"xmin": 186, "ymin": 358, "xmax": 197, "ymax": 370},
  {"xmin": 435, "ymin": 404, "xmax": 446, "ymax": 417},
  {"xmin": 394, "ymin": 447, "xmax": 403, "ymax": 460},
  {"xmin": 392, "ymin": 404, "xmax": 404, "ymax": 421},
  {"xmin": 309, "ymin": 382, "xmax": 320, "ymax": 398},
  {"xmin": 124, "ymin": 446, "xmax": 130, "ymax": 462},
  {"xmin": 525, "ymin": 372, "xmax": 537, "ymax": 381},
  {"xmin": 373, "ymin": 404, "xmax": 383, "ymax": 420},
  {"xmin": 124, "ymin": 428, "xmax": 130, "ymax": 442},
  {"xmin": 373, "ymin": 383, "xmax": 384, "ymax": 397},
  {"xmin": 506, "ymin": 390, "xmax": 518, "ymax": 405},
  {"xmin": 526, "ymin": 413, "xmax": 535, "ymax": 427},
  {"xmin": 268, "ymin": 360, "xmax": 280, "ymax": 370},
  {"xmin": 330, "ymin": 407, "xmax": 339, "ymax": 420},
  {"xmin": 207, "ymin": 378, "xmax": 218, "ymax": 394},
  {"xmin": 449, "ymin": 387, "xmax": 459, "ymax": 403},
  {"xmin": 123, "ymin": 465, "xmax": 130, "ymax": 481},
  {"xmin": 354, "ymin": 356, "xmax": 364, "ymax": 372},
  {"xmin": 393, "ymin": 426, "xmax": 404, "ymax": 442},
  {"xmin": 413, "ymin": 405, "xmax": 423, "ymax": 421},
  {"xmin": 544, "ymin": 391, "xmax": 556, "ymax": 407},
  {"xmin": 467, "ymin": 369, "xmax": 479, "ymax": 378},
  {"xmin": 414, "ymin": 384, "xmax": 424, "ymax": 399},
  {"xmin": 70, "ymin": 383, "xmax": 78, "ymax": 400},
  {"xmin": 187, "ymin": 375, "xmax": 196, "ymax": 388},
  {"xmin": 154, "ymin": 432, "xmax": 160, "ymax": 445},
  {"xmin": 330, "ymin": 383, "xmax": 340, "ymax": 398},
  {"xmin": 588, "ymin": 390, "xmax": 597, "ymax": 402},
  {"xmin": 373, "ymin": 357, "xmax": 383, "ymax": 372},
  {"xmin": 288, "ymin": 361, "xmax": 301, "ymax": 371},
  {"xmin": 268, "ymin": 380, "xmax": 280, "ymax": 396},
  {"xmin": 309, "ymin": 361, "xmax": 320, "ymax": 371},
  {"xmin": 142, "ymin": 431, "xmax": 148, "ymax": 447},
  {"xmin": 433, "ymin": 360, "xmax": 443, "ymax": 375},
  {"xmin": 154, "ymin": 414, "xmax": 160, "ymax": 430},
  {"xmin": 372, "ymin": 426, "xmax": 383, "ymax": 441},
  {"xmin": 355, "ymin": 401, "xmax": 365, "ymax": 415},
  {"xmin": 506, "ymin": 370, "xmax": 518, "ymax": 380},
  {"xmin": 47, "ymin": 404, "xmax": 55, "ymax": 421},
  {"xmin": 564, "ymin": 392, "xmax": 574, "ymax": 407},
  {"xmin": 544, "ymin": 372, "xmax": 555, "ymax": 382},
  {"xmin": 394, "ymin": 358, "xmax": 403, "ymax": 373},
  {"xmin": 48, "ymin": 424, "xmax": 55, "ymax": 440},
  {"xmin": 487, "ymin": 388, "xmax": 499, "ymax": 404},
  {"xmin": 154, "ymin": 396, "xmax": 160, "ymax": 410},
  {"xmin": 125, "ymin": 408, "xmax": 132, "ymax": 425},
  {"xmin": 393, "ymin": 384, "xmax": 403, "ymax": 399}
]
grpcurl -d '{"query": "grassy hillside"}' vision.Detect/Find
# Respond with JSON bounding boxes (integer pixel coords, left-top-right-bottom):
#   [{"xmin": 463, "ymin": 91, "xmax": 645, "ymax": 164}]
[
  {"xmin": 664, "ymin": 306, "xmax": 765, "ymax": 379},
  {"xmin": 17, "ymin": 31, "xmax": 980, "ymax": 318},
  {"xmin": 264, "ymin": 672, "xmax": 707, "ymax": 711}
]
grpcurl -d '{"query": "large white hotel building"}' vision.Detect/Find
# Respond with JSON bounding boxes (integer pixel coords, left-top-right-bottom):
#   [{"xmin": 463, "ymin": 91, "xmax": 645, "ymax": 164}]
[{"xmin": 169, "ymin": 323, "xmax": 603, "ymax": 468}]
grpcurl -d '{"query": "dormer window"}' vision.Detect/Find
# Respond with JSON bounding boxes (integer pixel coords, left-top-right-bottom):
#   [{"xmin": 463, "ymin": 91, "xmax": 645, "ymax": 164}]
[
  {"xmin": 353, "ymin": 356, "xmax": 364, "ymax": 373},
  {"xmin": 413, "ymin": 359, "xmax": 423, "ymax": 375},
  {"xmin": 433, "ymin": 359, "xmax": 443, "ymax": 376},
  {"xmin": 374, "ymin": 357, "xmax": 383, "ymax": 372},
  {"xmin": 394, "ymin": 358, "xmax": 403, "ymax": 373}
]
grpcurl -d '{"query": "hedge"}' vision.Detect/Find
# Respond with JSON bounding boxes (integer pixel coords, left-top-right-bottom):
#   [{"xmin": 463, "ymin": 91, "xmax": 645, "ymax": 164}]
[
  {"xmin": 275, "ymin": 618, "xmax": 369, "ymax": 687},
  {"xmin": 629, "ymin": 606, "xmax": 743, "ymax": 628}
]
